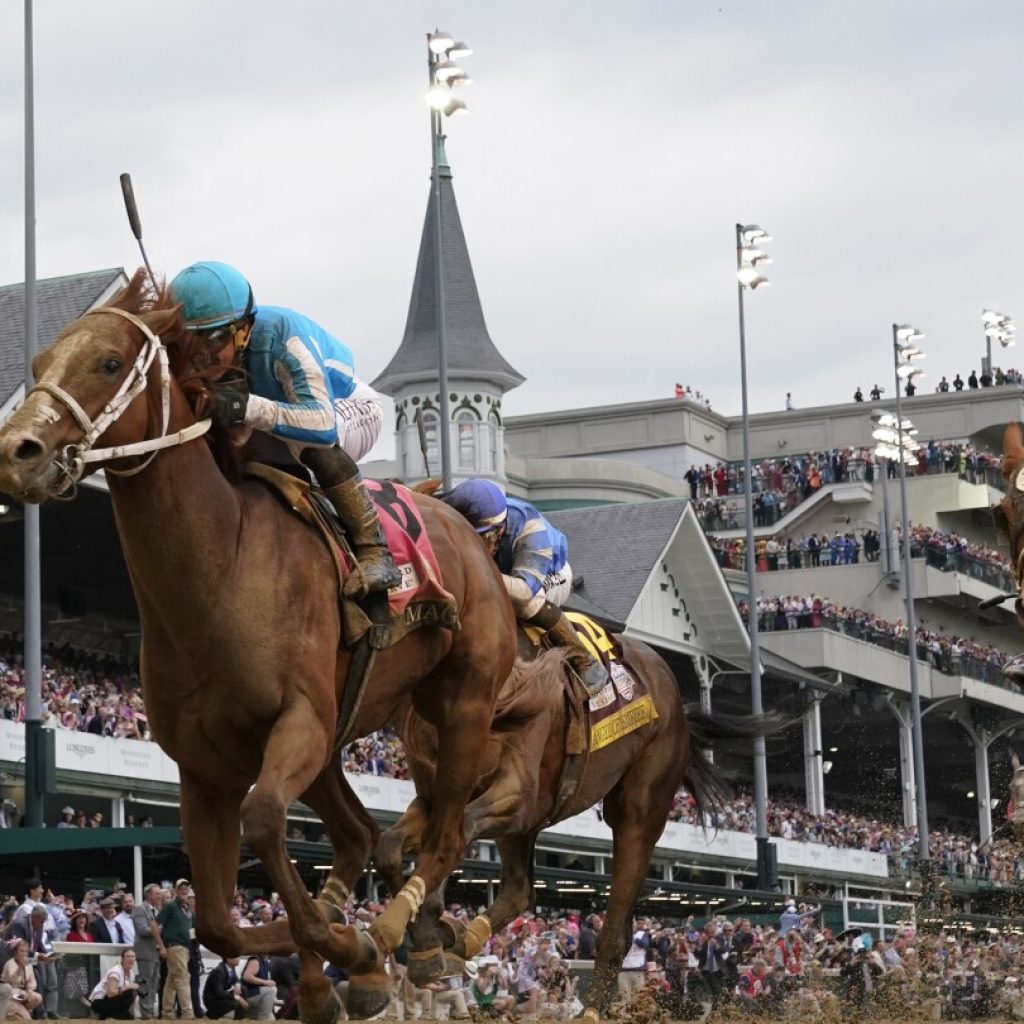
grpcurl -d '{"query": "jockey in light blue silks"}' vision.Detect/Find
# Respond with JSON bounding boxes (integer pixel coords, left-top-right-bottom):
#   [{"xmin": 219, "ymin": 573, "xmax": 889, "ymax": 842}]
[
  {"xmin": 170, "ymin": 261, "xmax": 401, "ymax": 596},
  {"xmin": 443, "ymin": 479, "xmax": 608, "ymax": 695}
]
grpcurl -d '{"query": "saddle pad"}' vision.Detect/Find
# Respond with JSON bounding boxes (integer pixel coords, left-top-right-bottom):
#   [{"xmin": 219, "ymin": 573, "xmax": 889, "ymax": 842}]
[
  {"xmin": 586, "ymin": 661, "xmax": 659, "ymax": 752},
  {"xmin": 363, "ymin": 480, "xmax": 454, "ymax": 628},
  {"xmin": 523, "ymin": 610, "xmax": 620, "ymax": 665},
  {"xmin": 243, "ymin": 464, "xmax": 458, "ymax": 644}
]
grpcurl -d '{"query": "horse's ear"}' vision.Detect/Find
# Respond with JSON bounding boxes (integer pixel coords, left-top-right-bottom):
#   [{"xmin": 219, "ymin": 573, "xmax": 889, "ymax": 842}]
[
  {"xmin": 1012, "ymin": 750, "xmax": 1021, "ymax": 770},
  {"xmin": 141, "ymin": 306, "xmax": 180, "ymax": 340}
]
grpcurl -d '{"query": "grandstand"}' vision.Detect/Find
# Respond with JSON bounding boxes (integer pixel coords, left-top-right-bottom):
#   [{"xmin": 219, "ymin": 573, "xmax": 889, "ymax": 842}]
[{"xmin": 3, "ymin": 171, "xmax": 1024, "ymax": 941}]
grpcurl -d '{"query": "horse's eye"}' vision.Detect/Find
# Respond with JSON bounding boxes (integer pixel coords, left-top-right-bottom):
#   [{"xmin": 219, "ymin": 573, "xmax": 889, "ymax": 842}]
[{"xmin": 103, "ymin": 357, "xmax": 123, "ymax": 375}]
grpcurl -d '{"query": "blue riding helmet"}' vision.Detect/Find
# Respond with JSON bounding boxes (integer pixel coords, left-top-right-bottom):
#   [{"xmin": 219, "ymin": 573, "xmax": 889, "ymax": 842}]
[
  {"xmin": 170, "ymin": 261, "xmax": 256, "ymax": 330},
  {"xmin": 445, "ymin": 479, "xmax": 508, "ymax": 533}
]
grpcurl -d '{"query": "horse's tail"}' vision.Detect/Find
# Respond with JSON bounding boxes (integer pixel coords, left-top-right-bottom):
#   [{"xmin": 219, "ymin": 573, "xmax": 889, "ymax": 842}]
[{"xmin": 681, "ymin": 705, "xmax": 792, "ymax": 820}]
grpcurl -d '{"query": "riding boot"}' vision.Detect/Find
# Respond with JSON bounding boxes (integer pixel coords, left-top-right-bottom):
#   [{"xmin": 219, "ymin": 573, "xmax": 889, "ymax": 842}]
[
  {"xmin": 527, "ymin": 601, "xmax": 609, "ymax": 697},
  {"xmin": 301, "ymin": 447, "xmax": 402, "ymax": 597}
]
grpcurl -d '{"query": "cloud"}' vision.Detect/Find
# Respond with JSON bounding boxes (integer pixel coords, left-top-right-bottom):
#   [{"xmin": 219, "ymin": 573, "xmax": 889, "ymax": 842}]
[{"xmin": 1, "ymin": 0, "xmax": 1022, "ymax": 447}]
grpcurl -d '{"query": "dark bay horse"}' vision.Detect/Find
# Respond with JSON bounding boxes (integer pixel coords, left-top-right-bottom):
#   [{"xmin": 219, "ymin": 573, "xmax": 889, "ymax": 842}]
[
  {"xmin": 0, "ymin": 272, "xmax": 518, "ymax": 1022},
  {"xmin": 375, "ymin": 630, "xmax": 783, "ymax": 1020}
]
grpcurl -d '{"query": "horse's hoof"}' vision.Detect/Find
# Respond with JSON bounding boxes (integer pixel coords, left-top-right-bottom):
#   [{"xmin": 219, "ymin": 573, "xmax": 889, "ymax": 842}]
[
  {"xmin": 301, "ymin": 985, "xmax": 343, "ymax": 1024},
  {"xmin": 406, "ymin": 944, "xmax": 446, "ymax": 986},
  {"xmin": 347, "ymin": 975, "xmax": 391, "ymax": 1020}
]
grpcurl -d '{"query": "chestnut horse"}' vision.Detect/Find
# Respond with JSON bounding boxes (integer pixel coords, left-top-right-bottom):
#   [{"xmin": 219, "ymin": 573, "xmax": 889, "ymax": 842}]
[
  {"xmin": 0, "ymin": 272, "xmax": 517, "ymax": 1023},
  {"xmin": 375, "ymin": 632, "xmax": 783, "ymax": 1020}
]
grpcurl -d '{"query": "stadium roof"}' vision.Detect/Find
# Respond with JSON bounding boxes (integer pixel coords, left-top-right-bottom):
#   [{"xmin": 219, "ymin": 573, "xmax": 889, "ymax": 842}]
[
  {"xmin": 0, "ymin": 268, "xmax": 126, "ymax": 409},
  {"xmin": 372, "ymin": 143, "xmax": 524, "ymax": 396}
]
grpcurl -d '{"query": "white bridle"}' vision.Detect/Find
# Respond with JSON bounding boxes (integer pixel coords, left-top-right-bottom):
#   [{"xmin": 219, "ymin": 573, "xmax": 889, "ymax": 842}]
[{"xmin": 28, "ymin": 306, "xmax": 211, "ymax": 489}]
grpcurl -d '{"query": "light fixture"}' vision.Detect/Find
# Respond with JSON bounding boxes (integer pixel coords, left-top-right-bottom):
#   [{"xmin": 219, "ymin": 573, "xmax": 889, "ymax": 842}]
[
  {"xmin": 967, "ymin": 791, "xmax": 975, "ymax": 800},
  {"xmin": 449, "ymin": 41, "xmax": 473, "ymax": 59},
  {"xmin": 443, "ymin": 97, "xmax": 468, "ymax": 116},
  {"xmin": 822, "ymin": 760, "xmax": 833, "ymax": 774},
  {"xmin": 428, "ymin": 30, "xmax": 454, "ymax": 54},
  {"xmin": 737, "ymin": 267, "xmax": 769, "ymax": 289},
  {"xmin": 828, "ymin": 746, "xmax": 838, "ymax": 753},
  {"xmin": 425, "ymin": 83, "xmax": 452, "ymax": 109},
  {"xmin": 434, "ymin": 60, "xmax": 464, "ymax": 82},
  {"xmin": 740, "ymin": 224, "xmax": 771, "ymax": 245}
]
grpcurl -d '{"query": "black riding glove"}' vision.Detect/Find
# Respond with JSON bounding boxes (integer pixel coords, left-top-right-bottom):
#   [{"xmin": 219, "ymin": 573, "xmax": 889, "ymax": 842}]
[{"xmin": 208, "ymin": 388, "xmax": 248, "ymax": 428}]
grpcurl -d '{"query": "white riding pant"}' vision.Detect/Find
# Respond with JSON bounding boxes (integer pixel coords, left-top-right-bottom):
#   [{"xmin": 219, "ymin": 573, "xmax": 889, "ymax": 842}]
[
  {"xmin": 283, "ymin": 381, "xmax": 384, "ymax": 464},
  {"xmin": 514, "ymin": 562, "xmax": 574, "ymax": 619}
]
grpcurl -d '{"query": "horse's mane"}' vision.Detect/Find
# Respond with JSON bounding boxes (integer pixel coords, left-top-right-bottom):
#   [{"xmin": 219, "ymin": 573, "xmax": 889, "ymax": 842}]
[{"xmin": 107, "ymin": 269, "xmax": 242, "ymax": 478}]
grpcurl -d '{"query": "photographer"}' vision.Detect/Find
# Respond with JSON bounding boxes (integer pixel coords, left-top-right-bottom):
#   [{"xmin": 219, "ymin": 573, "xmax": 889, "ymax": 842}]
[
  {"xmin": 468, "ymin": 956, "xmax": 514, "ymax": 1017},
  {"xmin": 88, "ymin": 947, "xmax": 141, "ymax": 1020}
]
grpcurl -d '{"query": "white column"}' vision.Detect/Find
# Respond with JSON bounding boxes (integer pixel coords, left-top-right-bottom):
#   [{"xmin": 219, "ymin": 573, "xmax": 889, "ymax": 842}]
[
  {"xmin": 803, "ymin": 698, "xmax": 825, "ymax": 816},
  {"xmin": 133, "ymin": 844, "xmax": 144, "ymax": 902},
  {"xmin": 895, "ymin": 703, "xmax": 917, "ymax": 828},
  {"xmin": 974, "ymin": 732, "xmax": 993, "ymax": 845},
  {"xmin": 111, "ymin": 796, "xmax": 125, "ymax": 828}
]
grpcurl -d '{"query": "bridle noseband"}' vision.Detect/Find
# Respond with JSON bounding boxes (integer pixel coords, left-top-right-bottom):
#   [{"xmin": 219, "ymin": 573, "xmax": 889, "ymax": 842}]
[{"xmin": 28, "ymin": 306, "xmax": 211, "ymax": 493}]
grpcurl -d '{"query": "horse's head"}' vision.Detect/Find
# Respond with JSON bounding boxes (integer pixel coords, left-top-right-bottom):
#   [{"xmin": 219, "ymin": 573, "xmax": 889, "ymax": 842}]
[
  {"xmin": 0, "ymin": 271, "xmax": 223, "ymax": 503},
  {"xmin": 995, "ymin": 423, "xmax": 1024, "ymax": 627}
]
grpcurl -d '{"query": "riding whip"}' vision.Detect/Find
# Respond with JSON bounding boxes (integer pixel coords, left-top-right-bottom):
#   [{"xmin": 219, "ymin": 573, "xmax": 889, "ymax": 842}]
[{"xmin": 119, "ymin": 172, "xmax": 159, "ymax": 293}]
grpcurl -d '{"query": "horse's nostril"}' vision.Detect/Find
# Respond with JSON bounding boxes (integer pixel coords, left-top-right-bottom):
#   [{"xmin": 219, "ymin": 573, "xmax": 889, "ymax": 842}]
[{"xmin": 13, "ymin": 436, "xmax": 44, "ymax": 463}]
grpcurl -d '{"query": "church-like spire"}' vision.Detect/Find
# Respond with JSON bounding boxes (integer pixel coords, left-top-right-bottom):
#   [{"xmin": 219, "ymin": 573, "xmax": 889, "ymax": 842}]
[{"xmin": 372, "ymin": 152, "xmax": 524, "ymax": 396}]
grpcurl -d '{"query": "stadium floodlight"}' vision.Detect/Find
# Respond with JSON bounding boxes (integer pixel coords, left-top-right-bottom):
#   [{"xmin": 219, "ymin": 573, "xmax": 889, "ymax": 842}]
[
  {"xmin": 982, "ymin": 309, "xmax": 1016, "ymax": 375},
  {"xmin": 425, "ymin": 29, "xmax": 474, "ymax": 489},
  {"xmin": 735, "ymin": 220, "xmax": 775, "ymax": 890},
  {"xmin": 889, "ymin": 320, "xmax": 929, "ymax": 862}
]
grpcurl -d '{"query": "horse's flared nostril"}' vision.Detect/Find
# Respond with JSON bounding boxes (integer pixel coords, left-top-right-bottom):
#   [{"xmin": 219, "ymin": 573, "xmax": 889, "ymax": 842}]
[{"xmin": 12, "ymin": 435, "xmax": 44, "ymax": 463}]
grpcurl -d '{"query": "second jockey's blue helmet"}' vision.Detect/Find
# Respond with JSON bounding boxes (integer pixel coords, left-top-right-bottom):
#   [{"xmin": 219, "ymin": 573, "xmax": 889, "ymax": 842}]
[
  {"xmin": 170, "ymin": 261, "xmax": 256, "ymax": 330},
  {"xmin": 445, "ymin": 479, "xmax": 508, "ymax": 533}
]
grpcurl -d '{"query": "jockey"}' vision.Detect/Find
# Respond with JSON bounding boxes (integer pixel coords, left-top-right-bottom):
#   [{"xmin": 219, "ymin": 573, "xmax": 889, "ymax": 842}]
[
  {"xmin": 169, "ymin": 261, "xmax": 401, "ymax": 596},
  {"xmin": 443, "ymin": 479, "xmax": 608, "ymax": 696}
]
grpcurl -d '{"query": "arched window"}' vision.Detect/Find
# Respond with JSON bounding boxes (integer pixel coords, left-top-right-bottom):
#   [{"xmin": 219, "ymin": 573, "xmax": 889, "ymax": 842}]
[{"xmin": 457, "ymin": 410, "xmax": 477, "ymax": 471}]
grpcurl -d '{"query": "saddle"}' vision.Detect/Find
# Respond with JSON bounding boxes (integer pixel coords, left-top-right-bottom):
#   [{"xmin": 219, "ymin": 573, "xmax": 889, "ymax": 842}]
[
  {"xmin": 517, "ymin": 612, "xmax": 659, "ymax": 821},
  {"xmin": 245, "ymin": 463, "xmax": 460, "ymax": 749}
]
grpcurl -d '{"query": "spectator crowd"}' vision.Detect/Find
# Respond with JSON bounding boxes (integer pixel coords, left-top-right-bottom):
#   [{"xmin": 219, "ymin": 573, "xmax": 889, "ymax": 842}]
[
  {"xmin": 738, "ymin": 594, "xmax": 1016, "ymax": 689},
  {"xmin": 9, "ymin": 873, "xmax": 1024, "ymax": 1020},
  {"xmin": 710, "ymin": 522, "xmax": 1014, "ymax": 594},
  {"xmin": 689, "ymin": 440, "xmax": 1002, "ymax": 533}
]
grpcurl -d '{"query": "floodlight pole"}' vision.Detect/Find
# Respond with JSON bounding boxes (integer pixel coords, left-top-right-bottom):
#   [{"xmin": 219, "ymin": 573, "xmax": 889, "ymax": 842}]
[
  {"xmin": 428, "ymin": 38, "xmax": 453, "ymax": 490},
  {"xmin": 736, "ymin": 223, "xmax": 774, "ymax": 890},
  {"xmin": 23, "ymin": 0, "xmax": 43, "ymax": 830},
  {"xmin": 892, "ymin": 324, "xmax": 929, "ymax": 861}
]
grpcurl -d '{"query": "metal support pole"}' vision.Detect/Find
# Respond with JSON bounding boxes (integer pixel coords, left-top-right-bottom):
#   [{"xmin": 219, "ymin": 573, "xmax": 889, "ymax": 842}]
[
  {"xmin": 802, "ymin": 698, "xmax": 825, "ymax": 816},
  {"xmin": 428, "ymin": 43, "xmax": 453, "ymax": 490},
  {"xmin": 23, "ymin": 0, "xmax": 43, "ymax": 830},
  {"xmin": 879, "ymin": 455, "xmax": 894, "ymax": 575},
  {"xmin": 736, "ymin": 224, "xmax": 774, "ymax": 889},
  {"xmin": 893, "ymin": 324, "xmax": 930, "ymax": 860}
]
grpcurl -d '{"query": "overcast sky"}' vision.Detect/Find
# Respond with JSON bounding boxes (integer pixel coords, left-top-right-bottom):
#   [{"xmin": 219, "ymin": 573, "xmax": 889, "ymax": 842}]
[{"xmin": 1, "ymin": 1, "xmax": 1022, "ymax": 458}]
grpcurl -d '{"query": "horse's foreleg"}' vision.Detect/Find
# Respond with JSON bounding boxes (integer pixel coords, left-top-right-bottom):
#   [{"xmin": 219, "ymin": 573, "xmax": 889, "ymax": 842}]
[
  {"xmin": 370, "ymin": 677, "xmax": 496, "ymax": 956},
  {"xmin": 303, "ymin": 763, "xmax": 381, "ymax": 924},
  {"xmin": 303, "ymin": 763, "xmax": 392, "ymax": 1018},
  {"xmin": 452, "ymin": 832, "xmax": 538, "ymax": 962},
  {"xmin": 177, "ymin": 772, "xmax": 291, "ymax": 957},
  {"xmin": 239, "ymin": 704, "xmax": 381, "ymax": 1017},
  {"xmin": 374, "ymin": 797, "xmax": 430, "ymax": 896},
  {"xmin": 588, "ymin": 769, "xmax": 681, "ymax": 1023}
]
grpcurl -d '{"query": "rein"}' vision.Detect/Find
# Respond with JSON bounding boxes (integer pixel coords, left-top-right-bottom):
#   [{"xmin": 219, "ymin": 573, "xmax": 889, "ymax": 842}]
[{"xmin": 28, "ymin": 306, "xmax": 211, "ymax": 491}]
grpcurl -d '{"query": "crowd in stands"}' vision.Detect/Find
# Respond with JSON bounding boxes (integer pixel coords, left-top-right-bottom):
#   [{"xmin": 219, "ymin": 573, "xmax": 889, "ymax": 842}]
[
  {"xmin": 667, "ymin": 787, "xmax": 1024, "ymax": 886},
  {"xmin": 710, "ymin": 521, "xmax": 1015, "ymax": 592},
  {"xmin": 8, "ymin": 874, "xmax": 1024, "ymax": 1020},
  {"xmin": 689, "ymin": 441, "xmax": 1003, "ymax": 533},
  {"xmin": 738, "ymin": 595, "xmax": 1016, "ymax": 689}
]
